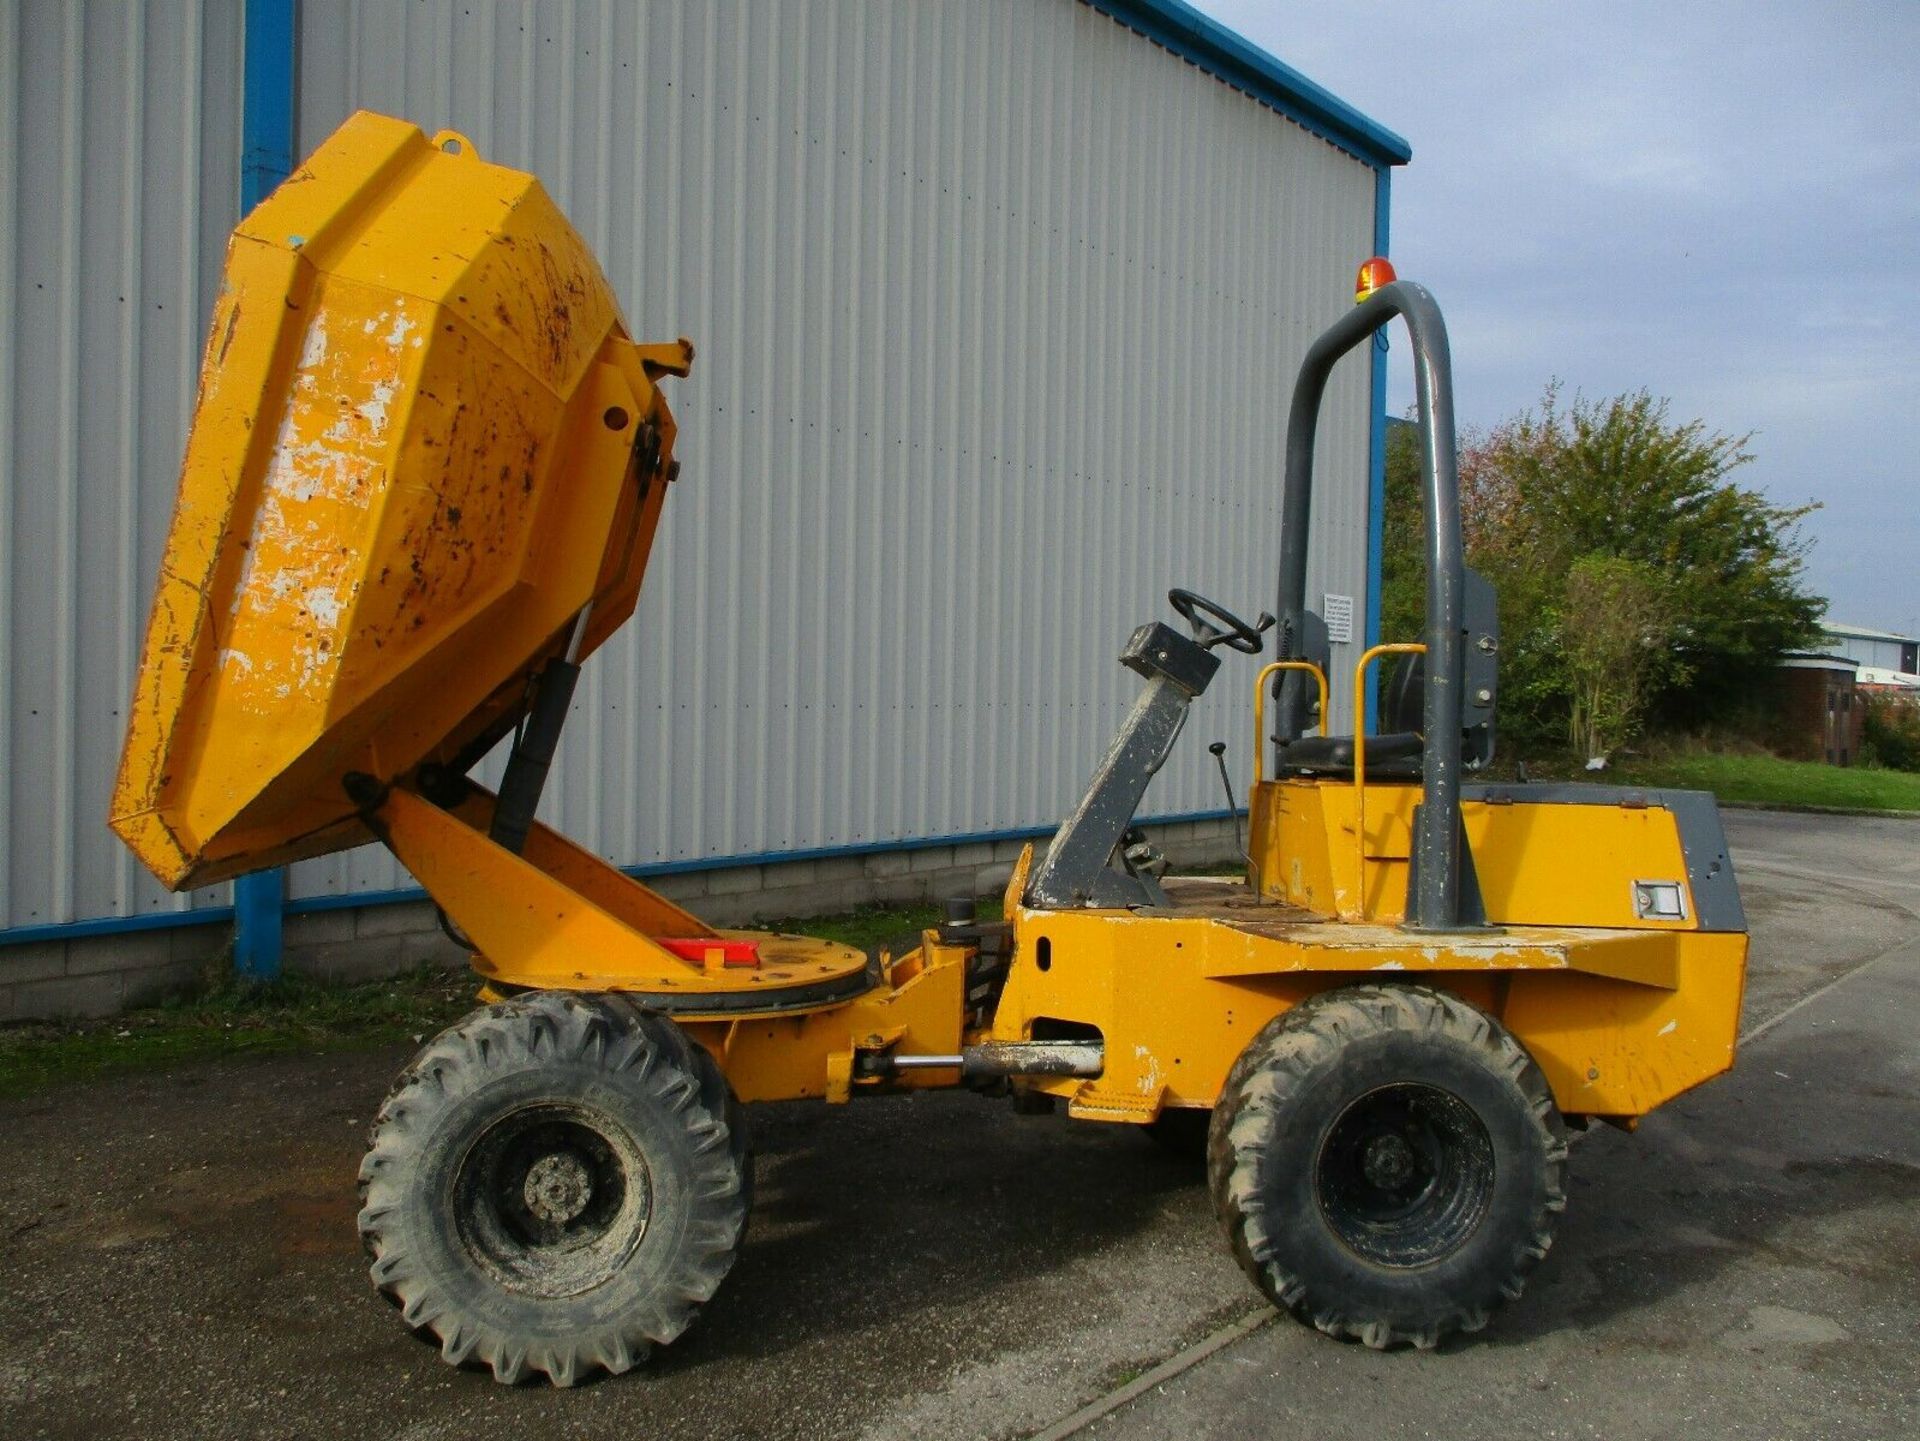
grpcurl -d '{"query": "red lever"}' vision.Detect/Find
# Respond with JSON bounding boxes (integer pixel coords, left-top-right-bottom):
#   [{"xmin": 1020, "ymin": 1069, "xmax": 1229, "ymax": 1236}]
[{"xmin": 658, "ymin": 937, "xmax": 761, "ymax": 968}]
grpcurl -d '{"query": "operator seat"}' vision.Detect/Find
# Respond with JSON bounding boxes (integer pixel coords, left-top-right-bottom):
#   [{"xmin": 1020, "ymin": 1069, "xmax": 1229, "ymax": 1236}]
[
  {"xmin": 1275, "ymin": 651, "xmax": 1426, "ymax": 777},
  {"xmin": 1272, "ymin": 568, "xmax": 1499, "ymax": 781}
]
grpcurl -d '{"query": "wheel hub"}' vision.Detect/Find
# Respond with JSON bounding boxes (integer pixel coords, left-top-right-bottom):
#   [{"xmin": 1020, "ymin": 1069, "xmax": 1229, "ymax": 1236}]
[
  {"xmin": 524, "ymin": 1151, "xmax": 594, "ymax": 1224},
  {"xmin": 1361, "ymin": 1132, "xmax": 1417, "ymax": 1190},
  {"xmin": 453, "ymin": 1104, "xmax": 651, "ymax": 1298},
  {"xmin": 1314, "ymin": 1081, "xmax": 1495, "ymax": 1268}
]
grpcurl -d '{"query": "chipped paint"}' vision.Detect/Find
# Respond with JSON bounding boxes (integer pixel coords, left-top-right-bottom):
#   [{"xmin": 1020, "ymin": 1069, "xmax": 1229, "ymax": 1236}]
[
  {"xmin": 295, "ymin": 309, "xmax": 328, "ymax": 370},
  {"xmin": 112, "ymin": 111, "xmax": 687, "ymax": 892},
  {"xmin": 356, "ymin": 377, "xmax": 400, "ymax": 432},
  {"xmin": 212, "ymin": 293, "xmax": 414, "ymax": 711},
  {"xmin": 305, "ymin": 586, "xmax": 345, "ymax": 629}
]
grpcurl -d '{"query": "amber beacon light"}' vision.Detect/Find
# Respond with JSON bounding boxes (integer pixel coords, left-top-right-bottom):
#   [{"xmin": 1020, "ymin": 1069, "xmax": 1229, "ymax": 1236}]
[{"xmin": 1354, "ymin": 255, "xmax": 1397, "ymax": 303}]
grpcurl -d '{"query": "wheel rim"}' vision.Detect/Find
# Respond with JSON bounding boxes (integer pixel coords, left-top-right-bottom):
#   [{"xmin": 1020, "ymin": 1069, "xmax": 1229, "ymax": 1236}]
[
  {"xmin": 1313, "ymin": 1082, "xmax": 1494, "ymax": 1268},
  {"xmin": 452, "ymin": 1103, "xmax": 651, "ymax": 1298}
]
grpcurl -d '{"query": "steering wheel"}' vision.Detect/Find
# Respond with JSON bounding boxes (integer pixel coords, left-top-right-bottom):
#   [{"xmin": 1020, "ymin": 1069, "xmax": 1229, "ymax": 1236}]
[{"xmin": 1168, "ymin": 588, "xmax": 1274, "ymax": 654}]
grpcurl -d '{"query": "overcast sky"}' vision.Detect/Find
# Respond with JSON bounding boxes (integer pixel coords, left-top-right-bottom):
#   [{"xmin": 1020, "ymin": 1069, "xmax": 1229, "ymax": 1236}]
[{"xmin": 1196, "ymin": 1, "xmax": 1920, "ymax": 634}]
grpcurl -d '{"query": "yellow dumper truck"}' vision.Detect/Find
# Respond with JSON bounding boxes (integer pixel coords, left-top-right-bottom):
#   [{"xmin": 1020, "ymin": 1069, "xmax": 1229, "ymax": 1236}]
[{"xmin": 112, "ymin": 115, "xmax": 1748, "ymax": 1386}]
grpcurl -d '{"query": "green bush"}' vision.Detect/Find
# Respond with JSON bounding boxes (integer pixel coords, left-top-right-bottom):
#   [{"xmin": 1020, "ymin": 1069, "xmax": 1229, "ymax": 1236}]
[
  {"xmin": 1379, "ymin": 388, "xmax": 1823, "ymax": 748},
  {"xmin": 1864, "ymin": 692, "xmax": 1920, "ymax": 772}
]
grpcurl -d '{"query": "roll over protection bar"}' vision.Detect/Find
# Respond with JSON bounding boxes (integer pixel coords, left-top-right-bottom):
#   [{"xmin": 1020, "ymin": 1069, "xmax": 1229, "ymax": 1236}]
[{"xmin": 1273, "ymin": 280, "xmax": 1472, "ymax": 932}]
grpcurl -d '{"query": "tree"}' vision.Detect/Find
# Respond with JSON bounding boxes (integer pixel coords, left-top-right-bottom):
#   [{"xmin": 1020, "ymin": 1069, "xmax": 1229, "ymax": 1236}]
[
  {"xmin": 1377, "ymin": 419, "xmax": 1427, "ymax": 645},
  {"xmin": 1864, "ymin": 692, "xmax": 1920, "ymax": 772},
  {"xmin": 1558, "ymin": 555, "xmax": 1683, "ymax": 758},
  {"xmin": 1478, "ymin": 387, "xmax": 1822, "ymax": 716},
  {"xmin": 1379, "ymin": 385, "xmax": 1824, "ymax": 748}
]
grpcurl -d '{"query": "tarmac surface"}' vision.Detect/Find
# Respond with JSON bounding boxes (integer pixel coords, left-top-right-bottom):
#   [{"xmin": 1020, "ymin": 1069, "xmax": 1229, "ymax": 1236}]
[{"xmin": 1, "ymin": 809, "xmax": 1915, "ymax": 1440}]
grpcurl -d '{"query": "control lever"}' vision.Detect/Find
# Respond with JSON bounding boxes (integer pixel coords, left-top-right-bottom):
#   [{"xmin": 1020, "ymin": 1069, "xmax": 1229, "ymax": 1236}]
[{"xmin": 1209, "ymin": 740, "xmax": 1247, "ymax": 868}]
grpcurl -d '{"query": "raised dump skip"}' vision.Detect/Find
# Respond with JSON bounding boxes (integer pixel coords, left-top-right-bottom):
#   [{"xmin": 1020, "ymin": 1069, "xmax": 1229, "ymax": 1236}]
[{"xmin": 111, "ymin": 112, "xmax": 693, "ymax": 890}]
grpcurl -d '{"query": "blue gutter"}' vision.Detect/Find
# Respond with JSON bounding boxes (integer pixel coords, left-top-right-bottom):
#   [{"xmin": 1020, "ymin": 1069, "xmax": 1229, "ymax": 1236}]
[
  {"xmin": 232, "ymin": 0, "xmax": 298, "ymax": 980},
  {"xmin": 1364, "ymin": 167, "xmax": 1392, "ymax": 729},
  {"xmin": 0, "ymin": 809, "xmax": 1237, "ymax": 946},
  {"xmin": 1, "ymin": 906, "xmax": 241, "ymax": 947},
  {"xmin": 1082, "ymin": 1, "xmax": 1411, "ymax": 169}
]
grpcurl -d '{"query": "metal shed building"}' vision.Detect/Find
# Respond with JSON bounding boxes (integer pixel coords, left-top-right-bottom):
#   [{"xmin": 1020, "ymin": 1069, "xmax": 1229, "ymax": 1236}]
[
  {"xmin": 1819, "ymin": 621, "xmax": 1920, "ymax": 678},
  {"xmin": 0, "ymin": 0, "xmax": 1408, "ymax": 1016}
]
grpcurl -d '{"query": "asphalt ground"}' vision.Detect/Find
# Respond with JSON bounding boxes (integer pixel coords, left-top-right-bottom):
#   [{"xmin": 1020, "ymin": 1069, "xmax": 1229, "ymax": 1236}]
[{"xmin": 1, "ymin": 810, "xmax": 1915, "ymax": 1440}]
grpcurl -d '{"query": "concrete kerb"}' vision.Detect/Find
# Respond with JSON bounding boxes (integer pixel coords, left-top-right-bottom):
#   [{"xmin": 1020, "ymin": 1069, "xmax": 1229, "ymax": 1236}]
[
  {"xmin": 10, "ymin": 974, "xmax": 127, "ymax": 1020},
  {"xmin": 2, "ymin": 944, "xmax": 66, "ymax": 986},
  {"xmin": 1715, "ymin": 799, "xmax": 1920, "ymax": 819},
  {"xmin": 352, "ymin": 900, "xmax": 443, "ymax": 940}
]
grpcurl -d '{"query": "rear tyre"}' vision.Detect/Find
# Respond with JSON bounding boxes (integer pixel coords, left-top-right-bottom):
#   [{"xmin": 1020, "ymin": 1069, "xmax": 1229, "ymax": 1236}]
[
  {"xmin": 1208, "ymin": 984, "xmax": 1567, "ymax": 1349},
  {"xmin": 358, "ymin": 991, "xmax": 750, "ymax": 1386}
]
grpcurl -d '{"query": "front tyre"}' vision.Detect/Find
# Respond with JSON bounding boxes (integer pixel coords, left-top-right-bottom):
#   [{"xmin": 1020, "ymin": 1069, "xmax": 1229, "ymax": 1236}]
[
  {"xmin": 358, "ymin": 991, "xmax": 749, "ymax": 1386},
  {"xmin": 1208, "ymin": 984, "xmax": 1567, "ymax": 1349}
]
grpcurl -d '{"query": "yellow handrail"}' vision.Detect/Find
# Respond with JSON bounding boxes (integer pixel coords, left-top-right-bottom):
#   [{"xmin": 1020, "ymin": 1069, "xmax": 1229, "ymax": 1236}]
[
  {"xmin": 1351, "ymin": 642, "xmax": 1426, "ymax": 911},
  {"xmin": 1252, "ymin": 660, "xmax": 1330, "ymax": 785}
]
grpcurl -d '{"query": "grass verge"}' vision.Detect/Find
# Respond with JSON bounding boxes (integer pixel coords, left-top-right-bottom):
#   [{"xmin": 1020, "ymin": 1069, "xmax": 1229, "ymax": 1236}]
[
  {"xmin": 1499, "ymin": 746, "xmax": 1920, "ymax": 814},
  {"xmin": 0, "ymin": 896, "xmax": 1003, "ymax": 1101},
  {"xmin": 0, "ymin": 967, "xmax": 478, "ymax": 1102},
  {"xmin": 1608, "ymin": 751, "xmax": 1920, "ymax": 812},
  {"xmin": 772, "ymin": 895, "xmax": 1003, "ymax": 954}
]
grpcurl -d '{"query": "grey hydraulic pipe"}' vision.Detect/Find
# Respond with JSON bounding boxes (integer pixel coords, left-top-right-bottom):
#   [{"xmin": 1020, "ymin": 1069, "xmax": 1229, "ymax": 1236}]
[
  {"xmin": 1273, "ymin": 280, "xmax": 1468, "ymax": 932},
  {"xmin": 887, "ymin": 1042, "xmax": 1105, "ymax": 1081}
]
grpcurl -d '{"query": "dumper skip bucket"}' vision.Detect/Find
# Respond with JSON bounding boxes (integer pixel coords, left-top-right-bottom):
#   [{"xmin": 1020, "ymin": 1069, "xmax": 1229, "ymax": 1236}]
[{"xmin": 111, "ymin": 112, "xmax": 692, "ymax": 889}]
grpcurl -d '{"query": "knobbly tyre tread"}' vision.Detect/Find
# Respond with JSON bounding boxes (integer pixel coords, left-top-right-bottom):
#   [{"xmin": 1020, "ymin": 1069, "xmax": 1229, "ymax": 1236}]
[
  {"xmin": 597, "ymin": 992, "xmax": 753, "ymax": 1219},
  {"xmin": 1206, "ymin": 983, "xmax": 1568, "ymax": 1350},
  {"xmin": 357, "ymin": 990, "xmax": 750, "ymax": 1386}
]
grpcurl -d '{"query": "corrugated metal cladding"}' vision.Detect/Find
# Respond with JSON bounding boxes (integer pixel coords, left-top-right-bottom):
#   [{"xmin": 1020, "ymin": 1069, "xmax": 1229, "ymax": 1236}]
[
  {"xmin": 0, "ymin": 0, "xmax": 245, "ymax": 932},
  {"xmin": 285, "ymin": 0, "xmax": 1381, "ymax": 909},
  {"xmin": 0, "ymin": 0, "xmax": 1385, "ymax": 932}
]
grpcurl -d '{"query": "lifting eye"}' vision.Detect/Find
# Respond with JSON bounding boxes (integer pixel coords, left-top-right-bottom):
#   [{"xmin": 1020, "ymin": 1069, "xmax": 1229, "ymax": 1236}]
[{"xmin": 1035, "ymin": 937, "xmax": 1052, "ymax": 972}]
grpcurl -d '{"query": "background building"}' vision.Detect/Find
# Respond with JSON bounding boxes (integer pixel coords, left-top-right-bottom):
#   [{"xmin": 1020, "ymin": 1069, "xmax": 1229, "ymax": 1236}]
[
  {"xmin": 1774, "ymin": 655, "xmax": 1865, "ymax": 766},
  {"xmin": 0, "ymin": 0, "xmax": 1407, "ymax": 1016},
  {"xmin": 1819, "ymin": 620, "xmax": 1920, "ymax": 680}
]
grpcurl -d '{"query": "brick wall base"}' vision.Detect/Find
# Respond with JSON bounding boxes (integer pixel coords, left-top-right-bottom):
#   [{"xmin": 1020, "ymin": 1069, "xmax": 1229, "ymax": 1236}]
[{"xmin": 0, "ymin": 817, "xmax": 1241, "ymax": 1021}]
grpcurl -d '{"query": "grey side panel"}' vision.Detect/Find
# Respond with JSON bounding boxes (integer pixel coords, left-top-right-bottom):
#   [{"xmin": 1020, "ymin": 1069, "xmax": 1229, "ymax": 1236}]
[
  {"xmin": 1653, "ymin": 791, "xmax": 1745, "ymax": 934},
  {"xmin": 1465, "ymin": 784, "xmax": 1747, "ymax": 933}
]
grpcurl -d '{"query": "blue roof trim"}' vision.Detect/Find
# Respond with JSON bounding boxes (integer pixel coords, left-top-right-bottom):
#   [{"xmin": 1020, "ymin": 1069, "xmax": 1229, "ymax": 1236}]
[
  {"xmin": 1082, "ymin": 0, "xmax": 1411, "ymax": 169},
  {"xmin": 0, "ymin": 906, "xmax": 236, "ymax": 947}
]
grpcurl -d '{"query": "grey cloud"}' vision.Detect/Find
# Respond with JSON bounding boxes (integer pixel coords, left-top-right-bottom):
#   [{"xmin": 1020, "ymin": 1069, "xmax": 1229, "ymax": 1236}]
[{"xmin": 1199, "ymin": 1, "xmax": 1920, "ymax": 631}]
